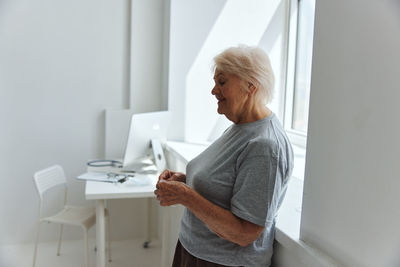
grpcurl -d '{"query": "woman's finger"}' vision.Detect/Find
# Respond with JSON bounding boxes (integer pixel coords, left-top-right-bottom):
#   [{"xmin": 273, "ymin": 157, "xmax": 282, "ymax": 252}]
[{"xmin": 158, "ymin": 169, "xmax": 170, "ymax": 181}]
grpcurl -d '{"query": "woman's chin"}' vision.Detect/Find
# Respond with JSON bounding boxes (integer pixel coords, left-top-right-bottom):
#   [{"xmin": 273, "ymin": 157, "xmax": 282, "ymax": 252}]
[{"xmin": 216, "ymin": 102, "xmax": 226, "ymax": 114}]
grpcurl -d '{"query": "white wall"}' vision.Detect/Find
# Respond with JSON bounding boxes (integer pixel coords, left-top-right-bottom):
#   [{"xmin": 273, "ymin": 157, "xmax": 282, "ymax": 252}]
[
  {"xmin": 0, "ymin": 0, "xmax": 130, "ymax": 245},
  {"xmin": 130, "ymin": 0, "xmax": 168, "ymax": 112},
  {"xmin": 0, "ymin": 0, "xmax": 170, "ymax": 249},
  {"xmin": 168, "ymin": 0, "xmax": 227, "ymax": 141},
  {"xmin": 299, "ymin": 1, "xmax": 400, "ymax": 267}
]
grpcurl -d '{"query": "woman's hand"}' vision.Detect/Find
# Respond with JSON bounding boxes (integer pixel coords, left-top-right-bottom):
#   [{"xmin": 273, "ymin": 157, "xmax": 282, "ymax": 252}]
[
  {"xmin": 154, "ymin": 171, "xmax": 264, "ymax": 246},
  {"xmin": 158, "ymin": 169, "xmax": 186, "ymax": 183},
  {"xmin": 154, "ymin": 180, "xmax": 190, "ymax": 206}
]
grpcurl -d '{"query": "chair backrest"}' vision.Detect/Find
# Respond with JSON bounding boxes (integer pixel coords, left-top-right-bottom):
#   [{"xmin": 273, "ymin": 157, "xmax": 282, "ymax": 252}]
[{"xmin": 33, "ymin": 165, "xmax": 66, "ymax": 198}]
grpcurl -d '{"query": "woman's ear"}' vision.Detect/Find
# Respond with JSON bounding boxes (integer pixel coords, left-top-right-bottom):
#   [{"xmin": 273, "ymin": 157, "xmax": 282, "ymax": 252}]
[{"xmin": 248, "ymin": 82, "xmax": 257, "ymax": 95}]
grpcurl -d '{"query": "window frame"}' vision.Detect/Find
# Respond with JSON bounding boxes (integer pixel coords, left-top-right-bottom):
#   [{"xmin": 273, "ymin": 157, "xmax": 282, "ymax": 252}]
[{"xmin": 283, "ymin": 0, "xmax": 310, "ymax": 148}]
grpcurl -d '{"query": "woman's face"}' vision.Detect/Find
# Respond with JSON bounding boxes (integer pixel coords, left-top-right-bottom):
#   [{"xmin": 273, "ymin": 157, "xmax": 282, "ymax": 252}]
[{"xmin": 211, "ymin": 70, "xmax": 249, "ymax": 122}]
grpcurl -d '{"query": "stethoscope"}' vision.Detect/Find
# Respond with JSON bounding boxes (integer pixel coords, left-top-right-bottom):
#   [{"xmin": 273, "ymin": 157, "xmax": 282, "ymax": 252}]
[
  {"xmin": 105, "ymin": 172, "xmax": 132, "ymax": 183},
  {"xmin": 87, "ymin": 160, "xmax": 123, "ymax": 168},
  {"xmin": 87, "ymin": 159, "xmax": 156, "ymax": 183},
  {"xmin": 87, "ymin": 160, "xmax": 134, "ymax": 183}
]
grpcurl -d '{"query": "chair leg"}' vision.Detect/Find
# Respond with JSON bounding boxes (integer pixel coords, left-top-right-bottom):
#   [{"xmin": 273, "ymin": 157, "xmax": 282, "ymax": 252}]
[
  {"xmin": 32, "ymin": 221, "xmax": 41, "ymax": 267},
  {"xmin": 106, "ymin": 213, "xmax": 112, "ymax": 262},
  {"xmin": 83, "ymin": 228, "xmax": 89, "ymax": 267},
  {"xmin": 57, "ymin": 224, "xmax": 64, "ymax": 256}
]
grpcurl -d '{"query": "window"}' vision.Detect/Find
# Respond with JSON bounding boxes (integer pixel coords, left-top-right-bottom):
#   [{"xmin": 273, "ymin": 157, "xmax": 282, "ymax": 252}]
[{"xmin": 284, "ymin": 0, "xmax": 316, "ymax": 148}]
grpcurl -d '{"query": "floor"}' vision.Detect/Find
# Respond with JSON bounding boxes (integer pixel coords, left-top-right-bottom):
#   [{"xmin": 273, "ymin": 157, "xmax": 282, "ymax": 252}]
[{"xmin": 0, "ymin": 238, "xmax": 161, "ymax": 267}]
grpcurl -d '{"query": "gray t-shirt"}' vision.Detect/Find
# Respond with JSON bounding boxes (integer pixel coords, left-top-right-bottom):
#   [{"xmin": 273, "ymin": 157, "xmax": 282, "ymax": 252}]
[{"xmin": 178, "ymin": 113, "xmax": 294, "ymax": 267}]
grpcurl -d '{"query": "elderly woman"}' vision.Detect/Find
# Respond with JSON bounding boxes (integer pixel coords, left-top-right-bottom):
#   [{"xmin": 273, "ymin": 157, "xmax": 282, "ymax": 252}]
[{"xmin": 154, "ymin": 45, "xmax": 293, "ymax": 267}]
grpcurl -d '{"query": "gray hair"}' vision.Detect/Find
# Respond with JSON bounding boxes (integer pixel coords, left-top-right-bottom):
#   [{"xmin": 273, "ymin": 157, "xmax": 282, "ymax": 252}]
[{"xmin": 213, "ymin": 45, "xmax": 275, "ymax": 104}]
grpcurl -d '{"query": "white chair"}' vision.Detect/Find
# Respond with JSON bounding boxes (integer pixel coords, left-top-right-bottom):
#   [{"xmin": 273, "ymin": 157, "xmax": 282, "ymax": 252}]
[{"xmin": 32, "ymin": 165, "xmax": 111, "ymax": 267}]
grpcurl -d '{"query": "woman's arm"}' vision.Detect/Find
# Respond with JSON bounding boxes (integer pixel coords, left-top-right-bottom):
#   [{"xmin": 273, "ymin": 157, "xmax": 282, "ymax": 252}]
[{"xmin": 154, "ymin": 180, "xmax": 264, "ymax": 247}]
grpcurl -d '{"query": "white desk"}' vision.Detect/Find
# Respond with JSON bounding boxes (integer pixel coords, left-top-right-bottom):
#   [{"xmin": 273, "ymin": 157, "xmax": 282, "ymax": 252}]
[
  {"xmin": 83, "ymin": 142, "xmax": 209, "ymax": 267},
  {"xmin": 85, "ymin": 171, "xmax": 158, "ymax": 267}
]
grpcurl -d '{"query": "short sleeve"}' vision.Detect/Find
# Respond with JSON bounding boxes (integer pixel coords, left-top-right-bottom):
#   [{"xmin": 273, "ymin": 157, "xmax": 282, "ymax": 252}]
[{"xmin": 230, "ymin": 139, "xmax": 279, "ymax": 226}]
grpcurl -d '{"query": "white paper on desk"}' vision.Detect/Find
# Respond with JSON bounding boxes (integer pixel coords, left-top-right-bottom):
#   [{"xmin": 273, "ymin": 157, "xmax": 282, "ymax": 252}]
[
  {"xmin": 77, "ymin": 172, "xmax": 124, "ymax": 183},
  {"xmin": 124, "ymin": 174, "xmax": 152, "ymax": 187}
]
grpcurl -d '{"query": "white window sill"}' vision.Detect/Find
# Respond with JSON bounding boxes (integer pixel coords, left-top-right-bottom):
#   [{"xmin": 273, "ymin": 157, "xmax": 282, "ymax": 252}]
[
  {"xmin": 274, "ymin": 143, "xmax": 305, "ymax": 243},
  {"xmin": 165, "ymin": 141, "xmax": 209, "ymax": 165}
]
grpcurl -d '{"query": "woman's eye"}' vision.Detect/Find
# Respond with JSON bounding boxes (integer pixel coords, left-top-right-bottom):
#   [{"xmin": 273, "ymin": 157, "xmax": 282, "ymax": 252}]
[{"xmin": 219, "ymin": 81, "xmax": 225, "ymax": 86}]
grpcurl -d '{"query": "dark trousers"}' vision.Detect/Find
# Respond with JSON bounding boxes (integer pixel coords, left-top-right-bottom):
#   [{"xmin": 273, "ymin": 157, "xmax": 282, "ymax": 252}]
[{"xmin": 172, "ymin": 240, "xmax": 240, "ymax": 267}]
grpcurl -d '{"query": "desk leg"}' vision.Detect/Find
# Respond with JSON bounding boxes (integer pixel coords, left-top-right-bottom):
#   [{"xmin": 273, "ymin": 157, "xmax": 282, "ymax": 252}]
[
  {"xmin": 144, "ymin": 198, "xmax": 152, "ymax": 248},
  {"xmin": 96, "ymin": 200, "xmax": 106, "ymax": 267}
]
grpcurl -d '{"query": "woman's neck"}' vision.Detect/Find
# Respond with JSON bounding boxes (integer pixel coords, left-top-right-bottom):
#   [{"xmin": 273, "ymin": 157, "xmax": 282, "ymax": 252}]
[{"xmin": 235, "ymin": 105, "xmax": 272, "ymax": 124}]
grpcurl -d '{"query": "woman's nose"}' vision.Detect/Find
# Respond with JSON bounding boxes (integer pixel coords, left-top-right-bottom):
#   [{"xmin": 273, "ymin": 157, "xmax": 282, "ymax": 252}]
[{"xmin": 211, "ymin": 86, "xmax": 217, "ymax": 95}]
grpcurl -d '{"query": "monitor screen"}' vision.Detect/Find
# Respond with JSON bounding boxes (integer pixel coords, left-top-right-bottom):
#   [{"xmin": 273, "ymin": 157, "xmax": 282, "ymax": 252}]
[{"xmin": 122, "ymin": 111, "xmax": 170, "ymax": 170}]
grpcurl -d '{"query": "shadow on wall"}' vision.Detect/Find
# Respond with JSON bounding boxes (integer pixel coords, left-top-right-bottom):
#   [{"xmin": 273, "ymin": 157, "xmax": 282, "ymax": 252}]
[
  {"xmin": 386, "ymin": 240, "xmax": 400, "ymax": 267},
  {"xmin": 259, "ymin": 0, "xmax": 285, "ymax": 53},
  {"xmin": 390, "ymin": 0, "xmax": 400, "ymax": 24}
]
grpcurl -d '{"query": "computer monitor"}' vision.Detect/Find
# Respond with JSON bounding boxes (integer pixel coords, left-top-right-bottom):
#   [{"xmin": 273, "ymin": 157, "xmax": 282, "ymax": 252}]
[{"xmin": 122, "ymin": 111, "xmax": 170, "ymax": 171}]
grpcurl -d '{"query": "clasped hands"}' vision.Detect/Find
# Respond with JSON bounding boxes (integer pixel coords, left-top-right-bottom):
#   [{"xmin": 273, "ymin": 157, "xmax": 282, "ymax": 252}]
[{"xmin": 154, "ymin": 169, "xmax": 190, "ymax": 206}]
